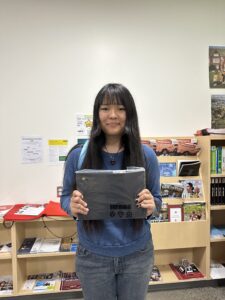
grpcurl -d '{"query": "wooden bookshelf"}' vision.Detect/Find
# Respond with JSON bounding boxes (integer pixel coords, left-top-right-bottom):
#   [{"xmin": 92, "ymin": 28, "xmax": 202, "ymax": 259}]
[
  {"xmin": 144, "ymin": 136, "xmax": 210, "ymax": 283},
  {"xmin": 198, "ymin": 136, "xmax": 225, "ymax": 280},
  {"xmin": 1, "ymin": 135, "xmax": 223, "ymax": 295}
]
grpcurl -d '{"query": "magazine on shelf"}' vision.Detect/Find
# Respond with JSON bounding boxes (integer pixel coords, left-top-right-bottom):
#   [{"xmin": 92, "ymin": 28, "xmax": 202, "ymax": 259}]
[
  {"xmin": 159, "ymin": 162, "xmax": 176, "ymax": 177},
  {"xmin": 183, "ymin": 202, "xmax": 206, "ymax": 221},
  {"xmin": 60, "ymin": 272, "xmax": 81, "ymax": 290},
  {"xmin": 38, "ymin": 238, "xmax": 61, "ymax": 253},
  {"xmin": 30, "ymin": 237, "xmax": 43, "ymax": 253},
  {"xmin": 160, "ymin": 183, "xmax": 184, "ymax": 198},
  {"xmin": 178, "ymin": 160, "xmax": 201, "ymax": 176},
  {"xmin": 179, "ymin": 180, "xmax": 203, "ymax": 198},
  {"xmin": 76, "ymin": 167, "xmax": 146, "ymax": 220}
]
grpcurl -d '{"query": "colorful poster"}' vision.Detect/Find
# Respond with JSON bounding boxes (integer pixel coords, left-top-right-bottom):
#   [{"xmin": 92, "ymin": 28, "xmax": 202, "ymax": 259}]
[
  {"xmin": 211, "ymin": 95, "xmax": 225, "ymax": 128},
  {"xmin": 76, "ymin": 114, "xmax": 93, "ymax": 136},
  {"xmin": 209, "ymin": 46, "xmax": 225, "ymax": 88},
  {"xmin": 48, "ymin": 139, "xmax": 68, "ymax": 164}
]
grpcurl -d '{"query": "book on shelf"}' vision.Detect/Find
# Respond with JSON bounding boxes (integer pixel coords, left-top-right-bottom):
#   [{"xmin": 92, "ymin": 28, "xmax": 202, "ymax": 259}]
[
  {"xmin": 183, "ymin": 202, "xmax": 206, "ymax": 221},
  {"xmin": 210, "ymin": 177, "xmax": 225, "ymax": 205},
  {"xmin": 21, "ymin": 279, "xmax": 36, "ymax": 291},
  {"xmin": 0, "ymin": 275, "xmax": 13, "ymax": 295},
  {"xmin": 161, "ymin": 183, "xmax": 184, "ymax": 198},
  {"xmin": 178, "ymin": 160, "xmax": 201, "ymax": 176},
  {"xmin": 60, "ymin": 272, "xmax": 81, "ymax": 290},
  {"xmin": 0, "ymin": 242, "xmax": 12, "ymax": 253},
  {"xmin": 179, "ymin": 179, "xmax": 203, "ymax": 199},
  {"xmin": 210, "ymin": 261, "xmax": 225, "ymax": 279},
  {"xmin": 60, "ymin": 237, "xmax": 73, "ymax": 252},
  {"xmin": 30, "ymin": 237, "xmax": 43, "ymax": 253},
  {"xmin": 19, "ymin": 237, "xmax": 62, "ymax": 254},
  {"xmin": 70, "ymin": 243, "xmax": 78, "ymax": 252},
  {"xmin": 150, "ymin": 265, "xmax": 162, "ymax": 282},
  {"xmin": 210, "ymin": 145, "xmax": 225, "ymax": 174},
  {"xmin": 159, "ymin": 162, "xmax": 176, "ymax": 177},
  {"xmin": 210, "ymin": 226, "xmax": 225, "ymax": 239},
  {"xmin": 17, "ymin": 237, "xmax": 36, "ymax": 254},
  {"xmin": 38, "ymin": 238, "xmax": 62, "ymax": 253}
]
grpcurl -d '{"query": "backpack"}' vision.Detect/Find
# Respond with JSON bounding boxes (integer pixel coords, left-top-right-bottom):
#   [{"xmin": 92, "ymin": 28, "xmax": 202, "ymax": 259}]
[{"xmin": 78, "ymin": 140, "xmax": 89, "ymax": 169}]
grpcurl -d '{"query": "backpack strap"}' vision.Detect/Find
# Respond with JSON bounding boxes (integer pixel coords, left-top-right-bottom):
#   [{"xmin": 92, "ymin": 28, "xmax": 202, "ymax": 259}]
[{"xmin": 78, "ymin": 140, "xmax": 89, "ymax": 169}]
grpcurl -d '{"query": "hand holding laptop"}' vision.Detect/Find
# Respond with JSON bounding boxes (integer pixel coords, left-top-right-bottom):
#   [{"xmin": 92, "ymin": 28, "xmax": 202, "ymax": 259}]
[{"xmin": 70, "ymin": 190, "xmax": 89, "ymax": 218}]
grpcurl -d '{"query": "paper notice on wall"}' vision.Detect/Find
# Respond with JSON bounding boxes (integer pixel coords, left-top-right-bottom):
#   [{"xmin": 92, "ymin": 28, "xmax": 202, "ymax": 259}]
[
  {"xmin": 21, "ymin": 136, "xmax": 43, "ymax": 164},
  {"xmin": 48, "ymin": 139, "xmax": 68, "ymax": 164},
  {"xmin": 76, "ymin": 114, "xmax": 93, "ymax": 136}
]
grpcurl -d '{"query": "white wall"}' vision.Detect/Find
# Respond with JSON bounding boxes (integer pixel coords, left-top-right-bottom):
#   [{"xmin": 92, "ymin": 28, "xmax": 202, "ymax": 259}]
[{"xmin": 1, "ymin": 0, "xmax": 225, "ymax": 204}]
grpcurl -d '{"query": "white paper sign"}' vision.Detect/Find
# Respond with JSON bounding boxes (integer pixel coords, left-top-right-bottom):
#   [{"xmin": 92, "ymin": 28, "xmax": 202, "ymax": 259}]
[{"xmin": 21, "ymin": 136, "xmax": 43, "ymax": 164}]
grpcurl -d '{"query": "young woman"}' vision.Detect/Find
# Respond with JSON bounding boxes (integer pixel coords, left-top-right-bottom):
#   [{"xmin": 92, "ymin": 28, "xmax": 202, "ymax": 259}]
[{"xmin": 60, "ymin": 83, "xmax": 162, "ymax": 300}]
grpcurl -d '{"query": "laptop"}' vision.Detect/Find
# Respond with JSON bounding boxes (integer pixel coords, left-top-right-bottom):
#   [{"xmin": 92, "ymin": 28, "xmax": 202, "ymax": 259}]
[{"xmin": 75, "ymin": 167, "xmax": 146, "ymax": 220}]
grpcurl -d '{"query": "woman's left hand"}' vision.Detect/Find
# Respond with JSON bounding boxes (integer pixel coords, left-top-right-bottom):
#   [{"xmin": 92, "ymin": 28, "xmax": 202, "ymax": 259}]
[{"xmin": 136, "ymin": 189, "xmax": 156, "ymax": 217}]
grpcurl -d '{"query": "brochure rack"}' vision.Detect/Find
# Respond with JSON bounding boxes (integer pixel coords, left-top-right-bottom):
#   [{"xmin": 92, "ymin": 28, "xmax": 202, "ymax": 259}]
[{"xmin": 147, "ymin": 136, "xmax": 209, "ymax": 285}]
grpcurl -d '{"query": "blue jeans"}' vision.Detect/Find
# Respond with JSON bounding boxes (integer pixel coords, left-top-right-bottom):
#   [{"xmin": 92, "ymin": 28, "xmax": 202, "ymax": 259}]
[{"xmin": 76, "ymin": 240, "xmax": 154, "ymax": 300}]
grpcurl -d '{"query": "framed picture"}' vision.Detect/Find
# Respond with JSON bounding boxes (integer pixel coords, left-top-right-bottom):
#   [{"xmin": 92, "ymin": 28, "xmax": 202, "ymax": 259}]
[{"xmin": 168, "ymin": 204, "xmax": 183, "ymax": 222}]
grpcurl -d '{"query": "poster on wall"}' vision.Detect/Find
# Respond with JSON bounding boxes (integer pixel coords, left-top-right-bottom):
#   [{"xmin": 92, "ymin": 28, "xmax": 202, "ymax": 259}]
[
  {"xmin": 211, "ymin": 95, "xmax": 225, "ymax": 129},
  {"xmin": 76, "ymin": 114, "xmax": 93, "ymax": 137},
  {"xmin": 21, "ymin": 136, "xmax": 43, "ymax": 164},
  {"xmin": 48, "ymin": 139, "xmax": 69, "ymax": 164},
  {"xmin": 209, "ymin": 46, "xmax": 225, "ymax": 88}
]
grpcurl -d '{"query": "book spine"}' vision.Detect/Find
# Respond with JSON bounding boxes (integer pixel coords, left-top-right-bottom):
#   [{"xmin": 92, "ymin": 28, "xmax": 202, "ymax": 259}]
[
  {"xmin": 210, "ymin": 146, "xmax": 217, "ymax": 174},
  {"xmin": 211, "ymin": 178, "xmax": 215, "ymax": 205},
  {"xmin": 222, "ymin": 177, "xmax": 225, "ymax": 205},
  {"xmin": 222, "ymin": 146, "xmax": 225, "ymax": 174},
  {"xmin": 216, "ymin": 146, "xmax": 222, "ymax": 174}
]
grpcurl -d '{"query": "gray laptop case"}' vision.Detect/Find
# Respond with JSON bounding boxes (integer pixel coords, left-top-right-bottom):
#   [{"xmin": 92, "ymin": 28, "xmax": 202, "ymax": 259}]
[{"xmin": 75, "ymin": 167, "xmax": 147, "ymax": 220}]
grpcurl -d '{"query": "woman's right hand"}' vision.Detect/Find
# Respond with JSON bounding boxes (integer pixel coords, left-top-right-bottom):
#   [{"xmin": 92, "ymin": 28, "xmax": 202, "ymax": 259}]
[{"xmin": 70, "ymin": 190, "xmax": 89, "ymax": 218}]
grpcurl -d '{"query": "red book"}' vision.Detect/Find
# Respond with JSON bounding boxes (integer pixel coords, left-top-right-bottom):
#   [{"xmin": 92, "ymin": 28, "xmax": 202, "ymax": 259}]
[
  {"xmin": 42, "ymin": 201, "xmax": 69, "ymax": 217},
  {"xmin": 3, "ymin": 204, "xmax": 45, "ymax": 221}
]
